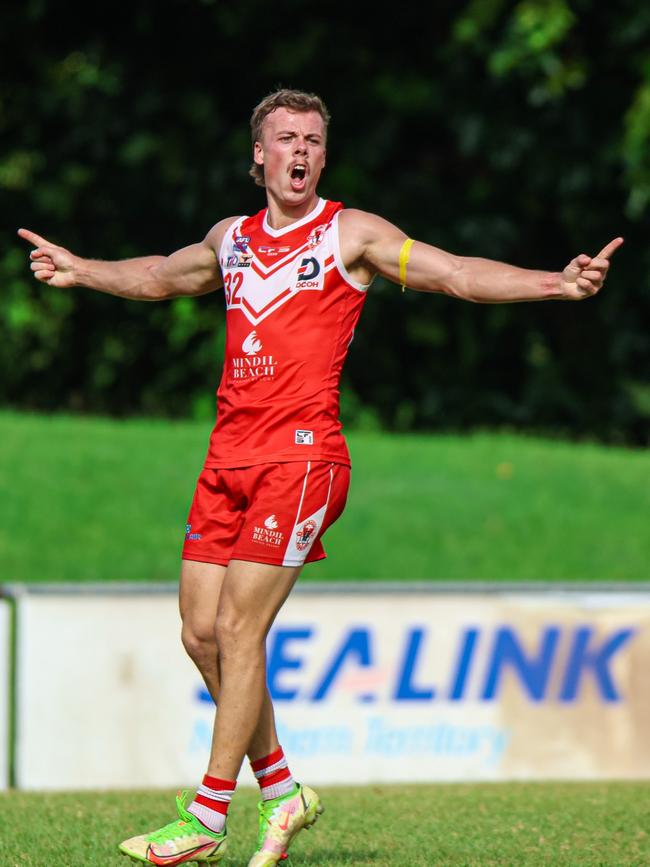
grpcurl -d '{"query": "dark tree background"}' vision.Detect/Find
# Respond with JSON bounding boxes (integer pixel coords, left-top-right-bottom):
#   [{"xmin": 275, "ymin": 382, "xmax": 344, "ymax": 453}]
[{"xmin": 2, "ymin": 0, "xmax": 649, "ymax": 443}]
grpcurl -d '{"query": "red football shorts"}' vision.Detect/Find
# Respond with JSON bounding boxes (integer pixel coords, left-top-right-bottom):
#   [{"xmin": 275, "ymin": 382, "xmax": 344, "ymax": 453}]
[{"xmin": 182, "ymin": 461, "xmax": 350, "ymax": 568}]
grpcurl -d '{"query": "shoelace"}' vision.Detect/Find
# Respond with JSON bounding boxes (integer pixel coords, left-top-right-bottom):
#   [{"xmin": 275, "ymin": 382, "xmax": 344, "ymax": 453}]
[
  {"xmin": 256, "ymin": 800, "xmax": 276, "ymax": 849},
  {"xmin": 256, "ymin": 796, "xmax": 298, "ymax": 850},
  {"xmin": 146, "ymin": 791, "xmax": 201, "ymax": 843}
]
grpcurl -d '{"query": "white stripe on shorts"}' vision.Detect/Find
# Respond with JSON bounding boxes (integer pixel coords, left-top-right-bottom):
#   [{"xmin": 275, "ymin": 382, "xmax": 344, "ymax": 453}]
[{"xmin": 282, "ymin": 464, "xmax": 334, "ymax": 567}]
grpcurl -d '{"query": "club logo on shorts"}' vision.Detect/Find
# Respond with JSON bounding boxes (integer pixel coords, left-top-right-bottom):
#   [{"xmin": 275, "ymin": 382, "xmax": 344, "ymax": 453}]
[
  {"xmin": 295, "ymin": 519, "xmax": 318, "ymax": 552},
  {"xmin": 264, "ymin": 514, "xmax": 279, "ymax": 530}
]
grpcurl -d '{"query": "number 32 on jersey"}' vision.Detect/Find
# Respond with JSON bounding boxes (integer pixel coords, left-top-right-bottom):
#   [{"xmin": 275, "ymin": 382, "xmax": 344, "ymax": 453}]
[{"xmin": 224, "ymin": 272, "xmax": 243, "ymax": 306}]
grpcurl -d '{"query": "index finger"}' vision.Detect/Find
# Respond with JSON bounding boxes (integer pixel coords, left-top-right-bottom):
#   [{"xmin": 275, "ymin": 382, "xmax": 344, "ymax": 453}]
[
  {"xmin": 596, "ymin": 237, "xmax": 624, "ymax": 260},
  {"xmin": 17, "ymin": 227, "xmax": 51, "ymax": 248}
]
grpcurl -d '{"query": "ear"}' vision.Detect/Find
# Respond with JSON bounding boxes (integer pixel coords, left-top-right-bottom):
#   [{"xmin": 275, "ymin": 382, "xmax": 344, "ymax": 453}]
[{"xmin": 253, "ymin": 141, "xmax": 264, "ymax": 166}]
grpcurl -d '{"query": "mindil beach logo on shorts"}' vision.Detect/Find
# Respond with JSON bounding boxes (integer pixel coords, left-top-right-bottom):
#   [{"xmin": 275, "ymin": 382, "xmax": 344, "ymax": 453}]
[
  {"xmin": 253, "ymin": 515, "xmax": 284, "ymax": 547},
  {"xmin": 295, "ymin": 519, "xmax": 318, "ymax": 551}
]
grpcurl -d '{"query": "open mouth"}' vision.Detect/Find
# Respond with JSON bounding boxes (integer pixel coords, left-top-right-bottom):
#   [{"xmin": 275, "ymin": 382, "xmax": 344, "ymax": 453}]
[{"xmin": 290, "ymin": 163, "xmax": 307, "ymax": 189}]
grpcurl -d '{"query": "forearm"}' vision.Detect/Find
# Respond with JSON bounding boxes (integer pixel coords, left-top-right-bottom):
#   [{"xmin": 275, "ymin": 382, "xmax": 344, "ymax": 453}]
[
  {"xmin": 74, "ymin": 255, "xmax": 169, "ymax": 300},
  {"xmin": 450, "ymin": 257, "xmax": 564, "ymax": 303}
]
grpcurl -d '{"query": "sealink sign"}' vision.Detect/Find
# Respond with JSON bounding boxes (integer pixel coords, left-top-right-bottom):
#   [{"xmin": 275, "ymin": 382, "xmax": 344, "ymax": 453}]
[
  {"xmin": 194, "ymin": 624, "xmax": 635, "ymax": 706},
  {"xmin": 265, "ymin": 625, "xmax": 635, "ymax": 704},
  {"xmin": 189, "ymin": 596, "xmax": 648, "ymax": 783}
]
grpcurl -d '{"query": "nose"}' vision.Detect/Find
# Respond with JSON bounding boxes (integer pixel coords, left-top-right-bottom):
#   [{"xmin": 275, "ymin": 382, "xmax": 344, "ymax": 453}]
[{"xmin": 294, "ymin": 138, "xmax": 307, "ymax": 154}]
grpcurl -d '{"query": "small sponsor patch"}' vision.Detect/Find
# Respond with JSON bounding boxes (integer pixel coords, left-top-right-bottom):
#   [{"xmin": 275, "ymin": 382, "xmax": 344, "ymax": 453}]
[
  {"xmin": 307, "ymin": 224, "xmax": 327, "ymax": 248},
  {"xmin": 233, "ymin": 235, "xmax": 251, "ymax": 253},
  {"xmin": 185, "ymin": 523, "xmax": 202, "ymax": 541},
  {"xmin": 295, "ymin": 430, "xmax": 314, "ymax": 445},
  {"xmin": 259, "ymin": 245, "xmax": 291, "ymax": 256},
  {"xmin": 296, "ymin": 519, "xmax": 318, "ymax": 552}
]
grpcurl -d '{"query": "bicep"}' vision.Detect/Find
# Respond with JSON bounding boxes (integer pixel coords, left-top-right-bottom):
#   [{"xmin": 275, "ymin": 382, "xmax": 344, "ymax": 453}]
[
  {"xmin": 151, "ymin": 216, "xmax": 242, "ymax": 299},
  {"xmin": 361, "ymin": 213, "xmax": 462, "ymax": 295},
  {"xmin": 152, "ymin": 241, "xmax": 221, "ymax": 298}
]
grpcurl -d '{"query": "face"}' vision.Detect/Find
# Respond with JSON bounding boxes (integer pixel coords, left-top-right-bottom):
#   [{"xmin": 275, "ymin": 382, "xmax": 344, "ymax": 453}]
[{"xmin": 254, "ymin": 107, "xmax": 327, "ymax": 204}]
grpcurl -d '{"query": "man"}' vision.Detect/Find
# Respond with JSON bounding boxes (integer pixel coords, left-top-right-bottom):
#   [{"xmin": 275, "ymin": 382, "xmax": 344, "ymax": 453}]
[{"xmin": 18, "ymin": 88, "xmax": 622, "ymax": 866}]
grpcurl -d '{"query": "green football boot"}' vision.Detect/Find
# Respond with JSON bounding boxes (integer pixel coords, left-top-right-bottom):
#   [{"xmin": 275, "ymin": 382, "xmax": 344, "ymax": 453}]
[{"xmin": 119, "ymin": 790, "xmax": 227, "ymax": 865}]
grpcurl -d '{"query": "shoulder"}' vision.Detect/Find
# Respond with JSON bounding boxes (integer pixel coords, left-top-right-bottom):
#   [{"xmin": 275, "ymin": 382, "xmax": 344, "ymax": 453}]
[
  {"xmin": 338, "ymin": 208, "xmax": 406, "ymax": 246},
  {"xmin": 337, "ymin": 208, "xmax": 408, "ymax": 275},
  {"xmin": 336, "ymin": 208, "xmax": 403, "ymax": 287},
  {"xmin": 337, "ymin": 207, "xmax": 378, "ymax": 237},
  {"xmin": 204, "ymin": 215, "xmax": 245, "ymax": 254}
]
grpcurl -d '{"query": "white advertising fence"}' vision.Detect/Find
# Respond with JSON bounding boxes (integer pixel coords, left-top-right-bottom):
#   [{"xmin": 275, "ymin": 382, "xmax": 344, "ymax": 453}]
[
  {"xmin": 5, "ymin": 583, "xmax": 650, "ymax": 790},
  {"xmin": 0, "ymin": 596, "xmax": 10, "ymax": 790}
]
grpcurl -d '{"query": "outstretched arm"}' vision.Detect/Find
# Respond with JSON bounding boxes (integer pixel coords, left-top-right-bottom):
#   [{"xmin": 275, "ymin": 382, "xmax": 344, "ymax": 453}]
[
  {"xmin": 345, "ymin": 210, "xmax": 623, "ymax": 302},
  {"xmin": 17, "ymin": 217, "xmax": 239, "ymax": 301}
]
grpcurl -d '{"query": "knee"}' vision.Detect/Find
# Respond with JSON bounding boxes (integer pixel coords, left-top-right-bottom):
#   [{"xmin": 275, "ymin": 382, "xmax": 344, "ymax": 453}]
[
  {"xmin": 214, "ymin": 609, "xmax": 263, "ymax": 657},
  {"xmin": 181, "ymin": 620, "xmax": 218, "ymax": 669}
]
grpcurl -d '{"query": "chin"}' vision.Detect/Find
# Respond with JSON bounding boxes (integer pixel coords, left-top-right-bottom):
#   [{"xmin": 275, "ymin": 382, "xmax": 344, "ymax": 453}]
[{"xmin": 284, "ymin": 190, "xmax": 311, "ymax": 203}]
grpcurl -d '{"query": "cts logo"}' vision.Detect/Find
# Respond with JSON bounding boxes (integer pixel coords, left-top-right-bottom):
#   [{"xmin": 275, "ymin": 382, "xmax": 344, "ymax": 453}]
[
  {"xmin": 297, "ymin": 258, "xmax": 320, "ymax": 281},
  {"xmin": 259, "ymin": 245, "xmax": 291, "ymax": 256},
  {"xmin": 242, "ymin": 331, "xmax": 263, "ymax": 355},
  {"xmin": 264, "ymin": 515, "xmax": 279, "ymax": 530}
]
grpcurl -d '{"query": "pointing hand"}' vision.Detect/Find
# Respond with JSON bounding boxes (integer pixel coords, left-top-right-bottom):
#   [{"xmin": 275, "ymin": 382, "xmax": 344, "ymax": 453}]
[
  {"xmin": 560, "ymin": 237, "xmax": 624, "ymax": 300},
  {"xmin": 17, "ymin": 228, "xmax": 79, "ymax": 289}
]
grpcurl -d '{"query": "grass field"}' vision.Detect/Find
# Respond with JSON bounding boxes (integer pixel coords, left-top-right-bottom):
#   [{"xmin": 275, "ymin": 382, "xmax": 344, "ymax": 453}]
[
  {"xmin": 0, "ymin": 410, "xmax": 649, "ymax": 582},
  {"xmin": 2, "ymin": 782, "xmax": 649, "ymax": 866}
]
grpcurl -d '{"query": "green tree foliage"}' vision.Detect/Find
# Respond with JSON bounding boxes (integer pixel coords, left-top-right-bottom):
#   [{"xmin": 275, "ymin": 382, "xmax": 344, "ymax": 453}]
[{"xmin": 2, "ymin": 0, "xmax": 649, "ymax": 442}]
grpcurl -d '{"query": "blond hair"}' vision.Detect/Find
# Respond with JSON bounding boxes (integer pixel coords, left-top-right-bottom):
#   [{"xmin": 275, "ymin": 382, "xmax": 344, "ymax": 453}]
[{"xmin": 249, "ymin": 89, "xmax": 330, "ymax": 187}]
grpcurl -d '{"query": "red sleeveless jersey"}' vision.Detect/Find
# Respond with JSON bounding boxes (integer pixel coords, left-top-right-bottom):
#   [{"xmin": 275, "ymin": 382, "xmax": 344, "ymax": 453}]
[{"xmin": 204, "ymin": 198, "xmax": 370, "ymax": 469}]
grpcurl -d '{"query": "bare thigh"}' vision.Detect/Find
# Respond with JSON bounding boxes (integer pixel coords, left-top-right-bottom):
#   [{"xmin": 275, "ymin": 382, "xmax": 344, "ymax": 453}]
[{"xmin": 216, "ymin": 558, "xmax": 303, "ymax": 646}]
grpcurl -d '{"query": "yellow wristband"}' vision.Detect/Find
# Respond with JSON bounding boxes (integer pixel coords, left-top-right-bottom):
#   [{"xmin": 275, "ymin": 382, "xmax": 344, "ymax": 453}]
[{"xmin": 399, "ymin": 238, "xmax": 414, "ymax": 293}]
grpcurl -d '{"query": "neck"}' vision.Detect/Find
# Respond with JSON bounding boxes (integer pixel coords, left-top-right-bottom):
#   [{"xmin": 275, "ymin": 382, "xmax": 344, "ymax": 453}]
[{"xmin": 265, "ymin": 190, "xmax": 320, "ymax": 229}]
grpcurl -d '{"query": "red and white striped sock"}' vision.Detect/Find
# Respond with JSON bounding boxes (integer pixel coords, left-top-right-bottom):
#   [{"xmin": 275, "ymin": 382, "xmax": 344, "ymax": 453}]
[
  {"xmin": 187, "ymin": 774, "xmax": 236, "ymax": 833},
  {"xmin": 250, "ymin": 746, "xmax": 296, "ymax": 801}
]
